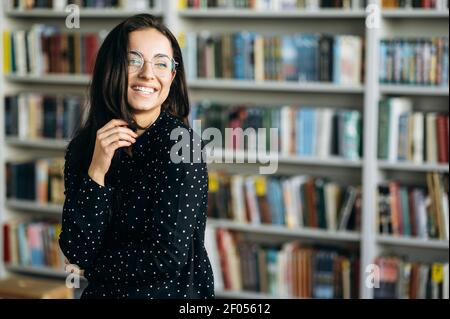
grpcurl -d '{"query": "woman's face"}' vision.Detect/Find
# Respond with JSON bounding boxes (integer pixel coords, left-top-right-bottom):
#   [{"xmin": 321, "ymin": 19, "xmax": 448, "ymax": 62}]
[{"xmin": 127, "ymin": 28, "xmax": 176, "ymax": 122}]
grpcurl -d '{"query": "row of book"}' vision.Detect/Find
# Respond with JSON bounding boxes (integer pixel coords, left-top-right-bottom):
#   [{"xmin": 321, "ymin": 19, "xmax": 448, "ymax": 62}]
[
  {"xmin": 178, "ymin": 0, "xmax": 368, "ymax": 9},
  {"xmin": 377, "ymin": 172, "xmax": 449, "ymax": 240},
  {"xmin": 374, "ymin": 256, "xmax": 449, "ymax": 299},
  {"xmin": 9, "ymin": 0, "xmax": 155, "ymax": 10},
  {"xmin": 382, "ymin": 0, "xmax": 449, "ymax": 9},
  {"xmin": 208, "ymin": 171, "xmax": 361, "ymax": 231},
  {"xmin": 181, "ymin": 32, "xmax": 364, "ymax": 85},
  {"xmin": 3, "ymin": 26, "xmax": 105, "ymax": 75},
  {"xmin": 379, "ymin": 38, "xmax": 449, "ymax": 86},
  {"xmin": 2, "ymin": 219, "xmax": 64, "ymax": 271},
  {"xmin": 6, "ymin": 159, "xmax": 66, "ymax": 205},
  {"xmin": 378, "ymin": 98, "xmax": 449, "ymax": 164},
  {"xmin": 206, "ymin": 227, "xmax": 360, "ymax": 298},
  {"xmin": 190, "ymin": 102, "xmax": 362, "ymax": 159},
  {"xmin": 4, "ymin": 94, "xmax": 84, "ymax": 140}
]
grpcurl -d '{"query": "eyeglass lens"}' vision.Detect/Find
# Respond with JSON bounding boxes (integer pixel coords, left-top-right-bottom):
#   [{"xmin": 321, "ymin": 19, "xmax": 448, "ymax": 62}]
[{"xmin": 127, "ymin": 52, "xmax": 174, "ymax": 77}]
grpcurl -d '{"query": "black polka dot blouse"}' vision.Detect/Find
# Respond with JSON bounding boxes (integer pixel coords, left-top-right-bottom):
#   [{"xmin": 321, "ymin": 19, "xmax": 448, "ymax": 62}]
[{"xmin": 58, "ymin": 111, "xmax": 215, "ymax": 299}]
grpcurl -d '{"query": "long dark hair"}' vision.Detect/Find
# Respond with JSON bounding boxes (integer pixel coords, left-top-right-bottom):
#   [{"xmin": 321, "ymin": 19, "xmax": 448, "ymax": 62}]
[{"xmin": 68, "ymin": 14, "xmax": 190, "ymax": 176}]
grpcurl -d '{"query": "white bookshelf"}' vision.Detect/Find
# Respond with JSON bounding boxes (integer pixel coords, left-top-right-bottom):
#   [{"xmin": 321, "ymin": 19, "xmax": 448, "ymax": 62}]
[
  {"xmin": 377, "ymin": 235, "xmax": 449, "ymax": 250},
  {"xmin": 0, "ymin": 0, "xmax": 449, "ymax": 299},
  {"xmin": 214, "ymin": 289, "xmax": 298, "ymax": 299},
  {"xmin": 6, "ymin": 199, "xmax": 63, "ymax": 215},
  {"xmin": 0, "ymin": 1, "xmax": 5, "ymax": 280},
  {"xmin": 5, "ymin": 8, "xmax": 164, "ymax": 18},
  {"xmin": 207, "ymin": 218, "xmax": 361, "ymax": 243},
  {"xmin": 178, "ymin": 8, "xmax": 367, "ymax": 19},
  {"xmin": 378, "ymin": 160, "xmax": 449, "ymax": 173},
  {"xmin": 380, "ymin": 84, "xmax": 449, "ymax": 96},
  {"xmin": 188, "ymin": 79, "xmax": 365, "ymax": 94},
  {"xmin": 5, "ymin": 137, "xmax": 70, "ymax": 150},
  {"xmin": 5, "ymin": 74, "xmax": 365, "ymax": 93},
  {"xmin": 5, "ymin": 264, "xmax": 87, "ymax": 282},
  {"xmin": 4, "ymin": 138, "xmax": 362, "ymax": 168},
  {"xmin": 382, "ymin": 9, "xmax": 449, "ymax": 18},
  {"xmin": 5, "ymin": 74, "xmax": 91, "ymax": 85}
]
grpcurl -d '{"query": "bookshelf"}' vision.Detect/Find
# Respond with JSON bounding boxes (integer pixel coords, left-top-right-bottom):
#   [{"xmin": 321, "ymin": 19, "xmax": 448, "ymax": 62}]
[
  {"xmin": 0, "ymin": 0, "xmax": 449, "ymax": 299},
  {"xmin": 178, "ymin": 8, "xmax": 368, "ymax": 19},
  {"xmin": 5, "ymin": 8, "xmax": 164, "ymax": 19}
]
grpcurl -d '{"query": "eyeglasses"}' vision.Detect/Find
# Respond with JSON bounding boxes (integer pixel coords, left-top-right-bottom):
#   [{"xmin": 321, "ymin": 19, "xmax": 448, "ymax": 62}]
[{"xmin": 127, "ymin": 50, "xmax": 178, "ymax": 78}]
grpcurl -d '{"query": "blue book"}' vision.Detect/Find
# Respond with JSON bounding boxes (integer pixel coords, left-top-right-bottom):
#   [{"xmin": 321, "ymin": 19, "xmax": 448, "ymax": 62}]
[
  {"xmin": 266, "ymin": 249, "xmax": 279, "ymax": 296},
  {"xmin": 242, "ymin": 32, "xmax": 255, "ymax": 80},
  {"xmin": 267, "ymin": 179, "xmax": 285, "ymax": 226},
  {"xmin": 281, "ymin": 35, "xmax": 298, "ymax": 81},
  {"xmin": 233, "ymin": 33, "xmax": 246, "ymax": 80},
  {"xmin": 379, "ymin": 40, "xmax": 387, "ymax": 83},
  {"xmin": 17, "ymin": 223, "xmax": 29, "ymax": 266},
  {"xmin": 397, "ymin": 113, "xmax": 410, "ymax": 161},
  {"xmin": 333, "ymin": 36, "xmax": 341, "ymax": 83},
  {"xmin": 313, "ymin": 252, "xmax": 335, "ymax": 299},
  {"xmin": 400, "ymin": 187, "xmax": 411, "ymax": 236},
  {"xmin": 442, "ymin": 37, "xmax": 449, "ymax": 86}
]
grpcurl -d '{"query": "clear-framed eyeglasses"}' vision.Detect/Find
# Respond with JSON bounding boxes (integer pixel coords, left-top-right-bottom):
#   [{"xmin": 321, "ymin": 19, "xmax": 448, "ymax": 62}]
[{"xmin": 127, "ymin": 50, "xmax": 178, "ymax": 78}]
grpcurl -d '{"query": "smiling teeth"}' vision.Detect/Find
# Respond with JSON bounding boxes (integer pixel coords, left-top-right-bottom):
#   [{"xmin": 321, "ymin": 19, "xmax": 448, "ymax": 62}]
[{"xmin": 134, "ymin": 86, "xmax": 155, "ymax": 93}]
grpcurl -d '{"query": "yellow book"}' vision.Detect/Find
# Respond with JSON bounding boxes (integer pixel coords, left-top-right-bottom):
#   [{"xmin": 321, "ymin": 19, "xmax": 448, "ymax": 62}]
[
  {"xmin": 3, "ymin": 31, "xmax": 11, "ymax": 74},
  {"xmin": 178, "ymin": 0, "xmax": 188, "ymax": 10}
]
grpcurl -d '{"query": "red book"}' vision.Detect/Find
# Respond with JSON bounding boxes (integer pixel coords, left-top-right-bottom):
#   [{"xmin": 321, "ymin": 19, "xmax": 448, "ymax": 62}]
[
  {"xmin": 215, "ymin": 229, "xmax": 232, "ymax": 290},
  {"xmin": 389, "ymin": 182, "xmax": 402, "ymax": 236},
  {"xmin": 84, "ymin": 33, "xmax": 99, "ymax": 75},
  {"xmin": 408, "ymin": 190, "xmax": 417, "ymax": 237},
  {"xmin": 436, "ymin": 115, "xmax": 448, "ymax": 163},
  {"xmin": 3, "ymin": 224, "xmax": 11, "ymax": 264}
]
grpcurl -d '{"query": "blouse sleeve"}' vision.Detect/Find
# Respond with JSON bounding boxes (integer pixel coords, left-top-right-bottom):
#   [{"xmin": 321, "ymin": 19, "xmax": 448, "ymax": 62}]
[
  {"xmin": 58, "ymin": 143, "xmax": 115, "ymax": 270},
  {"xmin": 84, "ymin": 134, "xmax": 208, "ymax": 285}
]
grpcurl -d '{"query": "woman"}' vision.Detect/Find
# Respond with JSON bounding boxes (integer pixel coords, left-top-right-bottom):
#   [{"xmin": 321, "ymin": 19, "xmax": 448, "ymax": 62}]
[{"xmin": 59, "ymin": 14, "xmax": 214, "ymax": 299}]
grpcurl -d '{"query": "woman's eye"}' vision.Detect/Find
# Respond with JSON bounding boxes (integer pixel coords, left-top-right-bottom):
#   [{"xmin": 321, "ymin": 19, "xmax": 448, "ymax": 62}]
[
  {"xmin": 155, "ymin": 63, "xmax": 168, "ymax": 69},
  {"xmin": 129, "ymin": 59, "xmax": 141, "ymax": 65}
]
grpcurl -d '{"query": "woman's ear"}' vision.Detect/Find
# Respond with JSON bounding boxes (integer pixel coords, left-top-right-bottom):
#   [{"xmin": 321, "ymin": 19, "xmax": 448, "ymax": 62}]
[{"xmin": 171, "ymin": 70, "xmax": 177, "ymax": 82}]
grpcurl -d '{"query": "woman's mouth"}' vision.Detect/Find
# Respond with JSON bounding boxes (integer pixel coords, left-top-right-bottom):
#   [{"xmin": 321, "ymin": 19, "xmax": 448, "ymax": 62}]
[{"xmin": 131, "ymin": 85, "xmax": 158, "ymax": 97}]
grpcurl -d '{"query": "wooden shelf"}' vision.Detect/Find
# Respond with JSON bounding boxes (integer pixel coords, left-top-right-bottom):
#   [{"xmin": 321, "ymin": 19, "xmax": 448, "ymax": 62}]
[
  {"xmin": 377, "ymin": 235, "xmax": 449, "ymax": 250},
  {"xmin": 5, "ymin": 8, "xmax": 163, "ymax": 18},
  {"xmin": 378, "ymin": 160, "xmax": 449, "ymax": 173},
  {"xmin": 207, "ymin": 218, "xmax": 360, "ymax": 243}
]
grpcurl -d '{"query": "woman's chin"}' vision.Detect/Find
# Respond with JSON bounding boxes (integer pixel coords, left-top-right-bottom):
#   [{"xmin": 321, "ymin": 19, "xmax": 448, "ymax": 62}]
[{"xmin": 129, "ymin": 102, "xmax": 160, "ymax": 113}]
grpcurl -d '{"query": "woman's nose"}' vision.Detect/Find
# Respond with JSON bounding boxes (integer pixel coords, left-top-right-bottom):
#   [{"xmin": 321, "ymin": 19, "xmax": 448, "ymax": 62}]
[{"xmin": 138, "ymin": 61, "xmax": 156, "ymax": 80}]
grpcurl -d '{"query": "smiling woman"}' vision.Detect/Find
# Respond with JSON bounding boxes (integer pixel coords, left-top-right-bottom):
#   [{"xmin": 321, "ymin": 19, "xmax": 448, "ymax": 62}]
[{"xmin": 58, "ymin": 14, "xmax": 214, "ymax": 299}]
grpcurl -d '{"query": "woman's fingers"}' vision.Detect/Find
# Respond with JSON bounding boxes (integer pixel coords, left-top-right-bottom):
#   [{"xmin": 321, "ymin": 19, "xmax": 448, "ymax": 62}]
[
  {"xmin": 100, "ymin": 128, "xmax": 137, "ymax": 145},
  {"xmin": 97, "ymin": 119, "xmax": 129, "ymax": 135},
  {"xmin": 106, "ymin": 140, "xmax": 134, "ymax": 153}
]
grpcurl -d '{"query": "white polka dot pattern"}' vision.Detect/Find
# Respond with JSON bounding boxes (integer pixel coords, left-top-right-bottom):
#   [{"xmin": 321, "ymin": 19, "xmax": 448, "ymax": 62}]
[{"xmin": 59, "ymin": 111, "xmax": 214, "ymax": 299}]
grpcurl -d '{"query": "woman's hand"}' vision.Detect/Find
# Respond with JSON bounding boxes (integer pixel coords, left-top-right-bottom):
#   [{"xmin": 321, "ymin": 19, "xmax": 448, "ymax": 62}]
[
  {"xmin": 64, "ymin": 258, "xmax": 85, "ymax": 277},
  {"xmin": 88, "ymin": 119, "xmax": 138, "ymax": 186}
]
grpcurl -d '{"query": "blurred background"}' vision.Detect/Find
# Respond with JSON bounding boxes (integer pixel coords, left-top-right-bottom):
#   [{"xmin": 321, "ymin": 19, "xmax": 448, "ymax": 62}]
[{"xmin": 0, "ymin": 0, "xmax": 448, "ymax": 299}]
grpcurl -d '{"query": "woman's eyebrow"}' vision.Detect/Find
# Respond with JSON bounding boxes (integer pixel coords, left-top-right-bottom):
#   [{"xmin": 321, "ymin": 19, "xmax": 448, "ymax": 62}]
[
  {"xmin": 129, "ymin": 50, "xmax": 172, "ymax": 60},
  {"xmin": 153, "ymin": 53, "xmax": 172, "ymax": 59}
]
